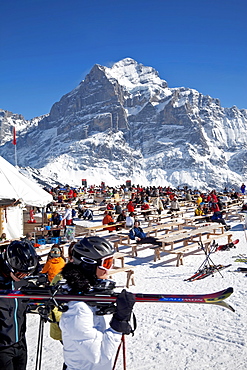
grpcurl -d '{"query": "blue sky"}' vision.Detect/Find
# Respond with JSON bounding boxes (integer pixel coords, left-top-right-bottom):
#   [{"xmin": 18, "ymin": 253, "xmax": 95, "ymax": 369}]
[{"xmin": 0, "ymin": 0, "xmax": 246, "ymax": 119}]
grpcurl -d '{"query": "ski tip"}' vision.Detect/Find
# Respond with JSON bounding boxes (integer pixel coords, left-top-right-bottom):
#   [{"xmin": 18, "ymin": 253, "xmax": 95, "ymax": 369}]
[
  {"xmin": 213, "ymin": 300, "xmax": 235, "ymax": 312},
  {"xmin": 225, "ymin": 287, "xmax": 234, "ymax": 295}
]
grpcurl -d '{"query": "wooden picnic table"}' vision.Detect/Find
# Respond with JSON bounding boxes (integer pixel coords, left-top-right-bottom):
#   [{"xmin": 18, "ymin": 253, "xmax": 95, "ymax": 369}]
[
  {"xmin": 144, "ymin": 220, "xmax": 187, "ymax": 237},
  {"xmin": 152, "ymin": 224, "xmax": 229, "ymax": 266},
  {"xmin": 224, "ymin": 206, "xmax": 244, "ymax": 221},
  {"xmin": 146, "ymin": 213, "xmax": 172, "ymax": 226},
  {"xmin": 158, "ymin": 223, "xmax": 225, "ymax": 250},
  {"xmin": 183, "ymin": 214, "xmax": 212, "ymax": 225},
  {"xmin": 84, "ymin": 222, "xmax": 125, "ymax": 236}
]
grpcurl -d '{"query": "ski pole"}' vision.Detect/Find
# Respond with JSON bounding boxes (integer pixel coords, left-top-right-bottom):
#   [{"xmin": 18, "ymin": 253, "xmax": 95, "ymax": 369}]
[
  {"xmin": 35, "ymin": 316, "xmax": 45, "ymax": 370},
  {"xmin": 112, "ymin": 334, "xmax": 126, "ymax": 370},
  {"xmin": 199, "ymin": 240, "xmax": 224, "ymax": 278}
]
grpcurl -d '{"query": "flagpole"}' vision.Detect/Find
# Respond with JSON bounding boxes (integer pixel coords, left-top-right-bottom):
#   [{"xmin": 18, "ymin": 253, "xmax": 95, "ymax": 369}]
[
  {"xmin": 14, "ymin": 144, "xmax": 17, "ymax": 167},
  {"xmin": 12, "ymin": 126, "xmax": 17, "ymax": 167}
]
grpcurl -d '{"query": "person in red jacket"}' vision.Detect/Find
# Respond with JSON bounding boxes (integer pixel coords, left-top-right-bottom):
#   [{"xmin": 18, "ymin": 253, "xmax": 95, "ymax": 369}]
[
  {"xmin": 106, "ymin": 202, "xmax": 114, "ymax": 210},
  {"xmin": 141, "ymin": 201, "xmax": 151, "ymax": 221},
  {"xmin": 102, "ymin": 211, "xmax": 116, "ymax": 232},
  {"xmin": 210, "ymin": 202, "xmax": 220, "ymax": 212},
  {"xmin": 127, "ymin": 200, "xmax": 135, "ymax": 213},
  {"xmin": 210, "ymin": 190, "xmax": 218, "ymax": 203}
]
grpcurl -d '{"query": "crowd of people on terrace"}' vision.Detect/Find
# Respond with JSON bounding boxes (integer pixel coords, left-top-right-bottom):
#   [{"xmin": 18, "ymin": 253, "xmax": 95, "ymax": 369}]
[
  {"xmin": 45, "ymin": 183, "xmax": 244, "ymax": 208},
  {"xmin": 36, "ymin": 182, "xmax": 246, "ymax": 240}
]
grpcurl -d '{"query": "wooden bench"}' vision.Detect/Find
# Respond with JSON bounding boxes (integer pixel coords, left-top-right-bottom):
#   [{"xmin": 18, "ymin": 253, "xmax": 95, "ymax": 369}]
[
  {"xmin": 151, "ymin": 242, "xmax": 201, "ymax": 266},
  {"xmin": 225, "ymin": 208, "xmax": 244, "ymax": 221},
  {"xmin": 116, "ymin": 224, "xmax": 191, "ymax": 257},
  {"xmin": 203, "ymin": 231, "xmax": 233, "ymax": 251},
  {"xmin": 129, "ymin": 242, "xmax": 156, "ymax": 257},
  {"xmin": 114, "ymin": 220, "xmax": 185, "ymax": 250},
  {"xmin": 151, "ymin": 220, "xmax": 185, "ymax": 232},
  {"xmin": 113, "ymin": 252, "xmax": 127, "ymax": 268},
  {"xmin": 103, "ymin": 232, "xmax": 130, "ymax": 252},
  {"xmin": 163, "ymin": 230, "xmax": 232, "ymax": 267},
  {"xmin": 147, "ymin": 213, "xmax": 171, "ymax": 225},
  {"xmin": 108, "ymin": 267, "xmax": 135, "ymax": 288}
]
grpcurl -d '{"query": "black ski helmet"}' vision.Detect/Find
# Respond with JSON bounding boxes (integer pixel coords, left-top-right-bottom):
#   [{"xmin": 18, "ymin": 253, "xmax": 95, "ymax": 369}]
[
  {"xmin": 72, "ymin": 236, "xmax": 114, "ymax": 265},
  {"xmin": 5, "ymin": 240, "xmax": 38, "ymax": 274}
]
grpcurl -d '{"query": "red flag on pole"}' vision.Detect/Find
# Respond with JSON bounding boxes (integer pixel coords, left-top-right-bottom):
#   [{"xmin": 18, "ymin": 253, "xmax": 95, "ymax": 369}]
[{"xmin": 12, "ymin": 127, "xmax": 16, "ymax": 145}]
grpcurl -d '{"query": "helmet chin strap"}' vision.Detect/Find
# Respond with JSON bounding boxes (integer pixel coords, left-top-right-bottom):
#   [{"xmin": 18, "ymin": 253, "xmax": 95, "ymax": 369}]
[{"xmin": 10, "ymin": 272, "xmax": 21, "ymax": 282}]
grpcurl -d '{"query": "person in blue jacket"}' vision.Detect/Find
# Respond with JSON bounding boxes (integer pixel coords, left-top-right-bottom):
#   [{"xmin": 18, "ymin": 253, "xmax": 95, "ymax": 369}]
[
  {"xmin": 129, "ymin": 220, "xmax": 162, "ymax": 246},
  {"xmin": 210, "ymin": 211, "xmax": 231, "ymax": 230}
]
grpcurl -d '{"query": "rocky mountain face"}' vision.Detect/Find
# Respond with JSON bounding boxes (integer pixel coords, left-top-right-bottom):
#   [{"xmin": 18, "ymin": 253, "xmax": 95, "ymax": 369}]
[{"xmin": 1, "ymin": 58, "xmax": 247, "ymax": 190}]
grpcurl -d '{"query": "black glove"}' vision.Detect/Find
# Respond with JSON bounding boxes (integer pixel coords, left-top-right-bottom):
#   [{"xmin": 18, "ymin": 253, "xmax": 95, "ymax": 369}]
[{"xmin": 110, "ymin": 289, "xmax": 135, "ymax": 335}]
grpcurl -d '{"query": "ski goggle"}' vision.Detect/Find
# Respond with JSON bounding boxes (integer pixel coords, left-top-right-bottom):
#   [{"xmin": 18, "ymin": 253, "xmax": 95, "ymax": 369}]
[
  {"xmin": 100, "ymin": 255, "xmax": 114, "ymax": 270},
  {"xmin": 80, "ymin": 256, "xmax": 113, "ymax": 271}
]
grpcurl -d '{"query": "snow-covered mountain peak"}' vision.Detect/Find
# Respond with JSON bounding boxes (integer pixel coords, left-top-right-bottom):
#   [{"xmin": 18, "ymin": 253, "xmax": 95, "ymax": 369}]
[
  {"xmin": 104, "ymin": 58, "xmax": 168, "ymax": 91},
  {"xmin": 1, "ymin": 58, "xmax": 247, "ymax": 190}
]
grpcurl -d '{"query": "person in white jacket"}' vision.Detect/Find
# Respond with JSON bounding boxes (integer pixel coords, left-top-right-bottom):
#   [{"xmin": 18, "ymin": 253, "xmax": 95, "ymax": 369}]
[
  {"xmin": 61, "ymin": 204, "xmax": 73, "ymax": 226},
  {"xmin": 125, "ymin": 211, "xmax": 135, "ymax": 229},
  {"xmin": 59, "ymin": 236, "xmax": 135, "ymax": 370}
]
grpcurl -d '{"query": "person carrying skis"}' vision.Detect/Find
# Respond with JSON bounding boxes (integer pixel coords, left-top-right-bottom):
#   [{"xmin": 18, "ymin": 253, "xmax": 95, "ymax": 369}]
[
  {"xmin": 0, "ymin": 240, "xmax": 39, "ymax": 370},
  {"xmin": 59, "ymin": 236, "xmax": 135, "ymax": 370}
]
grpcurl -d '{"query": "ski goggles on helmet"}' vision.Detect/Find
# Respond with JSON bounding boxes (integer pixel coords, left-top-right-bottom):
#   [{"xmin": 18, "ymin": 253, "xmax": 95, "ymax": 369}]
[
  {"xmin": 80, "ymin": 255, "xmax": 113, "ymax": 271},
  {"xmin": 99, "ymin": 255, "xmax": 114, "ymax": 270}
]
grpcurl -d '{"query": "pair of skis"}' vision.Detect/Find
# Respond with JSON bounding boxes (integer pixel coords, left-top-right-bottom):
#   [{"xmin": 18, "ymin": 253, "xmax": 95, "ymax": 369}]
[
  {"xmin": 0, "ymin": 286, "xmax": 235, "ymax": 312},
  {"xmin": 185, "ymin": 240, "xmax": 238, "ymax": 283},
  {"xmin": 185, "ymin": 264, "xmax": 232, "ymax": 282},
  {"xmin": 234, "ymin": 258, "xmax": 247, "ymax": 263},
  {"xmin": 236, "ymin": 267, "xmax": 247, "ymax": 273},
  {"xmin": 235, "ymin": 267, "xmax": 247, "ymax": 276},
  {"xmin": 232, "ymin": 252, "xmax": 247, "ymax": 263}
]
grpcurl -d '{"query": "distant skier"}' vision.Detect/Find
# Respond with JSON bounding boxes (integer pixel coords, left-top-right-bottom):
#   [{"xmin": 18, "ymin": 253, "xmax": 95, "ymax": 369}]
[{"xmin": 240, "ymin": 183, "xmax": 246, "ymax": 194}]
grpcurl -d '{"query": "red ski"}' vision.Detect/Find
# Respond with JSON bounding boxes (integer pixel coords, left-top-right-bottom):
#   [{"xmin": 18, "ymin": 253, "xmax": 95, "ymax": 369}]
[{"xmin": 216, "ymin": 239, "xmax": 239, "ymax": 251}]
